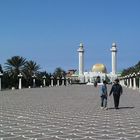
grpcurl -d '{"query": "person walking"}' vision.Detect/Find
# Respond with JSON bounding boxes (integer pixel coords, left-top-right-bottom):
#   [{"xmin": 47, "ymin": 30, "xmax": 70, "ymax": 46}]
[
  {"xmin": 109, "ymin": 79, "xmax": 123, "ymax": 109},
  {"xmin": 100, "ymin": 80, "xmax": 108, "ymax": 110}
]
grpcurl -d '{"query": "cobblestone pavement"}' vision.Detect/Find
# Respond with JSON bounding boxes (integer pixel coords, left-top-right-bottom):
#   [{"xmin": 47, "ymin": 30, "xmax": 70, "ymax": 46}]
[{"xmin": 0, "ymin": 85, "xmax": 140, "ymax": 140}]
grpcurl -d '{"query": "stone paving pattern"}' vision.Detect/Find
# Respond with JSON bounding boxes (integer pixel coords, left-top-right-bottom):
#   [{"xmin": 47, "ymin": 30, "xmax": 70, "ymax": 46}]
[{"xmin": 0, "ymin": 85, "xmax": 140, "ymax": 140}]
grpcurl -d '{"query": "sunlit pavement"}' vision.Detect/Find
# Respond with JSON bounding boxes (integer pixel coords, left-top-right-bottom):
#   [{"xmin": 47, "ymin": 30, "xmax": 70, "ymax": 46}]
[{"xmin": 0, "ymin": 85, "xmax": 140, "ymax": 140}]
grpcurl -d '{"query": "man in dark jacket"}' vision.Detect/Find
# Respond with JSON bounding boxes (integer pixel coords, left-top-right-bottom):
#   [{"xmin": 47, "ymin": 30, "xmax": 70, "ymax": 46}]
[{"xmin": 109, "ymin": 79, "xmax": 123, "ymax": 109}]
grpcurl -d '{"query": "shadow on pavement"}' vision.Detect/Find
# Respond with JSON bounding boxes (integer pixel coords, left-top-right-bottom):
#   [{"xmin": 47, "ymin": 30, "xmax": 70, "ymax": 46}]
[{"xmin": 108, "ymin": 106, "xmax": 135, "ymax": 110}]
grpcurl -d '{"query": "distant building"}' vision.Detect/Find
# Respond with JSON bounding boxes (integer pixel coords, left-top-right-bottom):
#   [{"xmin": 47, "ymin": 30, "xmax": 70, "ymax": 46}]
[
  {"xmin": 68, "ymin": 43, "xmax": 118, "ymax": 84},
  {"xmin": 66, "ymin": 69, "xmax": 77, "ymax": 78}
]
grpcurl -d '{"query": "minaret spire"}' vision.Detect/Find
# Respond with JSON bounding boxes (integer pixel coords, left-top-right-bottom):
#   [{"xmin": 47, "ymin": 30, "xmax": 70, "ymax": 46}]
[
  {"xmin": 77, "ymin": 43, "xmax": 84, "ymax": 75},
  {"xmin": 110, "ymin": 42, "xmax": 117, "ymax": 75}
]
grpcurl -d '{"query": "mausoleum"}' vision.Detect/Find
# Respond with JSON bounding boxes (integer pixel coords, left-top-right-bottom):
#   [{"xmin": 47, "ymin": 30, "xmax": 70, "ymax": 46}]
[{"xmin": 71, "ymin": 43, "xmax": 118, "ymax": 84}]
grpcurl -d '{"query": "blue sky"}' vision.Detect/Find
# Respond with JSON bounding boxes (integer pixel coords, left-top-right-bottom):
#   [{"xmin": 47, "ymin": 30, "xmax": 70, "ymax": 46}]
[{"xmin": 0, "ymin": 0, "xmax": 140, "ymax": 73}]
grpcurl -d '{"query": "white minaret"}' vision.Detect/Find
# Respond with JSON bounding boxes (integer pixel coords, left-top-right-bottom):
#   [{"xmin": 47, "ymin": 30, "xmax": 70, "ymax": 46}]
[
  {"xmin": 77, "ymin": 43, "xmax": 84, "ymax": 75},
  {"xmin": 110, "ymin": 42, "xmax": 117, "ymax": 75}
]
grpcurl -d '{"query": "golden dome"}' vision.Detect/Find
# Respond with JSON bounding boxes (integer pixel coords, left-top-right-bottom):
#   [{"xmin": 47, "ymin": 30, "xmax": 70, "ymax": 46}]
[{"xmin": 92, "ymin": 64, "xmax": 107, "ymax": 73}]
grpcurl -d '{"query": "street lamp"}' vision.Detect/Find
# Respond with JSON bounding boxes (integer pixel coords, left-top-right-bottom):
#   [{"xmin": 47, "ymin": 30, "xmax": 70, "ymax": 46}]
[
  {"xmin": 62, "ymin": 76, "xmax": 65, "ymax": 86},
  {"xmin": 18, "ymin": 73, "xmax": 23, "ymax": 89},
  {"xmin": 42, "ymin": 75, "xmax": 46, "ymax": 87},
  {"xmin": 57, "ymin": 77, "xmax": 60, "ymax": 86},
  {"xmin": 50, "ymin": 75, "xmax": 54, "ymax": 87},
  {"xmin": 132, "ymin": 73, "xmax": 136, "ymax": 89},
  {"xmin": 0, "ymin": 72, "xmax": 3, "ymax": 91},
  {"xmin": 32, "ymin": 73, "xmax": 36, "ymax": 88},
  {"xmin": 137, "ymin": 72, "xmax": 140, "ymax": 91}
]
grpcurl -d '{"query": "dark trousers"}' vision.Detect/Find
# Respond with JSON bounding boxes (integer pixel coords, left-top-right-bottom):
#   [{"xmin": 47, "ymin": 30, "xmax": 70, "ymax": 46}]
[{"xmin": 113, "ymin": 94, "xmax": 120, "ymax": 108}]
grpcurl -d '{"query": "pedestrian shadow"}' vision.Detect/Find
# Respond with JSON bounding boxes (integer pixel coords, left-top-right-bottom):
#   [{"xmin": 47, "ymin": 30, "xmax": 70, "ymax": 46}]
[{"xmin": 108, "ymin": 106, "xmax": 135, "ymax": 110}]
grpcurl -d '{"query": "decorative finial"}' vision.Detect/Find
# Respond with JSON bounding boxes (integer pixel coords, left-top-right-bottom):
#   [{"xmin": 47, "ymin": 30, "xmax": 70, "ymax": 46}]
[
  {"xmin": 112, "ymin": 42, "xmax": 116, "ymax": 47},
  {"xmin": 79, "ymin": 43, "xmax": 83, "ymax": 48}
]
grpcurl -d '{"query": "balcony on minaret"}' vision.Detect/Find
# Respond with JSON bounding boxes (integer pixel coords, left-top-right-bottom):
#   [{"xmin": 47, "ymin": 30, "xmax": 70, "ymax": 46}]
[
  {"xmin": 77, "ymin": 43, "xmax": 84, "ymax": 52},
  {"xmin": 110, "ymin": 43, "xmax": 117, "ymax": 52}
]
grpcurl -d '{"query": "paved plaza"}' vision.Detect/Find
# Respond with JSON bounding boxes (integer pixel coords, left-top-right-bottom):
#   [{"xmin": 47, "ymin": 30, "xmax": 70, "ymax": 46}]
[{"xmin": 0, "ymin": 85, "xmax": 140, "ymax": 140}]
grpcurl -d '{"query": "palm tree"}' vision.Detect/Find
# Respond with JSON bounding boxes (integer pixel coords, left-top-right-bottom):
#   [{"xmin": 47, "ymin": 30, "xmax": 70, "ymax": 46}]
[
  {"xmin": 121, "ymin": 61, "xmax": 140, "ymax": 76},
  {"xmin": 5, "ymin": 56, "xmax": 26, "ymax": 75},
  {"xmin": 24, "ymin": 60, "xmax": 40, "ymax": 76},
  {"xmin": 23, "ymin": 60, "xmax": 40, "ymax": 87},
  {"xmin": 4, "ymin": 56, "xmax": 26, "ymax": 88},
  {"xmin": 53, "ymin": 67, "xmax": 66, "ymax": 78},
  {"xmin": 53, "ymin": 67, "xmax": 66, "ymax": 85},
  {"xmin": 0, "ymin": 64, "xmax": 3, "ymax": 73}
]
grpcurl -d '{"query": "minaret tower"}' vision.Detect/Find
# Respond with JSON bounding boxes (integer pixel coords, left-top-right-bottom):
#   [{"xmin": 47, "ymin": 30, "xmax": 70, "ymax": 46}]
[
  {"xmin": 77, "ymin": 43, "xmax": 84, "ymax": 75},
  {"xmin": 110, "ymin": 42, "xmax": 117, "ymax": 75}
]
